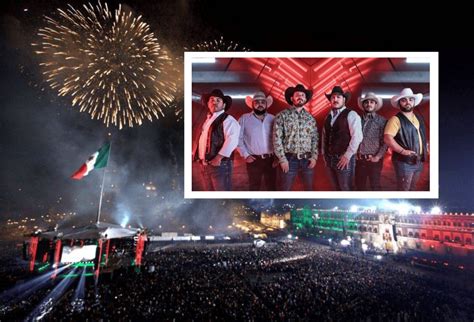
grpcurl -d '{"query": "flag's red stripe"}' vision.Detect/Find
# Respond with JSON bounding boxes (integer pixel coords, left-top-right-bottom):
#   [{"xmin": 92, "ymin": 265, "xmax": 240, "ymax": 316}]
[{"xmin": 71, "ymin": 163, "xmax": 87, "ymax": 180}]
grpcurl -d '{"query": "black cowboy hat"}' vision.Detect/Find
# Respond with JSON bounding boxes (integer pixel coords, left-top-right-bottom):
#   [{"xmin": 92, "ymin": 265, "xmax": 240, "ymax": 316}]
[
  {"xmin": 325, "ymin": 86, "xmax": 351, "ymax": 101},
  {"xmin": 201, "ymin": 89, "xmax": 232, "ymax": 111},
  {"xmin": 284, "ymin": 84, "xmax": 313, "ymax": 105}
]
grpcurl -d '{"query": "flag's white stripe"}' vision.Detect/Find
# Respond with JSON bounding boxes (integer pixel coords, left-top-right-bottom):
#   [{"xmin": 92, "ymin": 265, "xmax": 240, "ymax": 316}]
[{"xmin": 83, "ymin": 152, "xmax": 99, "ymax": 177}]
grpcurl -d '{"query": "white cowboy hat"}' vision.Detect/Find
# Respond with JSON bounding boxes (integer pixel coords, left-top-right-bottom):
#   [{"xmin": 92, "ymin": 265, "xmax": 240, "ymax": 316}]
[
  {"xmin": 357, "ymin": 92, "xmax": 383, "ymax": 112},
  {"xmin": 391, "ymin": 88, "xmax": 423, "ymax": 108},
  {"xmin": 245, "ymin": 91, "xmax": 273, "ymax": 109}
]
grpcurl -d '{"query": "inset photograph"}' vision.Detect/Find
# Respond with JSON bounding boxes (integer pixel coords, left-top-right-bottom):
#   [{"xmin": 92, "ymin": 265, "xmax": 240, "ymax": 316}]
[{"xmin": 184, "ymin": 52, "xmax": 438, "ymax": 198}]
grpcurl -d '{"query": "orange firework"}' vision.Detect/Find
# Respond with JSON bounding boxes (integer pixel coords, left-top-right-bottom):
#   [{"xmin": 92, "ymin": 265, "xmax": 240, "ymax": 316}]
[{"xmin": 33, "ymin": 1, "xmax": 177, "ymax": 129}]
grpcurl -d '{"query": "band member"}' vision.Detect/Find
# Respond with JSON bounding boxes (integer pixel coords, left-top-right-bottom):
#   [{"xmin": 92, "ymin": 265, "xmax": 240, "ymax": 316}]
[
  {"xmin": 273, "ymin": 84, "xmax": 318, "ymax": 191},
  {"xmin": 238, "ymin": 91, "xmax": 276, "ymax": 190},
  {"xmin": 322, "ymin": 86, "xmax": 362, "ymax": 191},
  {"xmin": 384, "ymin": 88, "xmax": 427, "ymax": 191},
  {"xmin": 355, "ymin": 92, "xmax": 388, "ymax": 190},
  {"xmin": 194, "ymin": 89, "xmax": 240, "ymax": 191}
]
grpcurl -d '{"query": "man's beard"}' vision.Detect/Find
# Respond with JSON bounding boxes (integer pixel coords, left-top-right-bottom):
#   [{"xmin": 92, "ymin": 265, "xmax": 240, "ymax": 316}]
[
  {"xmin": 400, "ymin": 105, "xmax": 414, "ymax": 112},
  {"xmin": 253, "ymin": 108, "xmax": 266, "ymax": 115},
  {"xmin": 364, "ymin": 108, "xmax": 375, "ymax": 113},
  {"xmin": 294, "ymin": 101, "xmax": 305, "ymax": 107}
]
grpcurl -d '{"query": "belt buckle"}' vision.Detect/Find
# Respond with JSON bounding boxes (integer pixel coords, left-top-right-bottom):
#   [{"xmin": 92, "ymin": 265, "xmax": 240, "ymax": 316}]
[
  {"xmin": 261, "ymin": 154, "xmax": 267, "ymax": 159},
  {"xmin": 297, "ymin": 153, "xmax": 303, "ymax": 160}
]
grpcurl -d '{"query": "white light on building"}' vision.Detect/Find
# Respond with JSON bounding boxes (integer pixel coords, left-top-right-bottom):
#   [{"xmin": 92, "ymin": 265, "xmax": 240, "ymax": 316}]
[{"xmin": 431, "ymin": 206, "xmax": 442, "ymax": 214}]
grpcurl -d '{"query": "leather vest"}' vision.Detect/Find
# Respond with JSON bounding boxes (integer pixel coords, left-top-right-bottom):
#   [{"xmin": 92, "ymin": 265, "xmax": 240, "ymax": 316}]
[
  {"xmin": 392, "ymin": 112, "xmax": 427, "ymax": 162},
  {"xmin": 324, "ymin": 108, "xmax": 352, "ymax": 155},
  {"xmin": 205, "ymin": 112, "xmax": 233, "ymax": 161}
]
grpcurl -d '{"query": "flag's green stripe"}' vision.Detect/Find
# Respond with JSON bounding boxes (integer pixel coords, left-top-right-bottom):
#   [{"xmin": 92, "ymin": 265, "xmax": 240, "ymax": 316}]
[{"xmin": 95, "ymin": 142, "xmax": 110, "ymax": 168}]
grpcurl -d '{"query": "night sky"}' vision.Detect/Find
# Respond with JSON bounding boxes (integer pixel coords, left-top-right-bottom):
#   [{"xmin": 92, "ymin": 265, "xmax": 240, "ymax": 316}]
[{"xmin": 1, "ymin": 0, "xmax": 474, "ymax": 231}]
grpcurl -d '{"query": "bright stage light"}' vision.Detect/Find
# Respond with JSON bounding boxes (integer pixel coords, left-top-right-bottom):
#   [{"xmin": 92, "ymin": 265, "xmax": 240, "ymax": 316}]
[
  {"xmin": 431, "ymin": 206, "xmax": 442, "ymax": 214},
  {"xmin": 340, "ymin": 240, "xmax": 350, "ymax": 246},
  {"xmin": 192, "ymin": 57, "xmax": 216, "ymax": 63},
  {"xmin": 120, "ymin": 216, "xmax": 129, "ymax": 228},
  {"xmin": 396, "ymin": 203, "xmax": 411, "ymax": 215},
  {"xmin": 406, "ymin": 57, "xmax": 430, "ymax": 63}
]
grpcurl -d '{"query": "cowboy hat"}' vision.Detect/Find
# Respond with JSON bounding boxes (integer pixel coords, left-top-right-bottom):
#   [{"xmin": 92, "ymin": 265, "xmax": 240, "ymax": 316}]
[
  {"xmin": 245, "ymin": 91, "xmax": 273, "ymax": 109},
  {"xmin": 284, "ymin": 84, "xmax": 312, "ymax": 105},
  {"xmin": 390, "ymin": 88, "xmax": 423, "ymax": 108},
  {"xmin": 325, "ymin": 86, "xmax": 351, "ymax": 101},
  {"xmin": 201, "ymin": 89, "xmax": 232, "ymax": 111},
  {"xmin": 357, "ymin": 92, "xmax": 383, "ymax": 112}
]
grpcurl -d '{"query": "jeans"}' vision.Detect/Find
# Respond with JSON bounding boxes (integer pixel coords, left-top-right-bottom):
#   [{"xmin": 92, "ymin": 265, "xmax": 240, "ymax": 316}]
[
  {"xmin": 246, "ymin": 157, "xmax": 276, "ymax": 191},
  {"xmin": 392, "ymin": 159, "xmax": 423, "ymax": 191},
  {"xmin": 326, "ymin": 154, "xmax": 356, "ymax": 191},
  {"xmin": 277, "ymin": 156, "xmax": 314, "ymax": 191},
  {"xmin": 355, "ymin": 159, "xmax": 383, "ymax": 190},
  {"xmin": 201, "ymin": 159, "xmax": 233, "ymax": 191}
]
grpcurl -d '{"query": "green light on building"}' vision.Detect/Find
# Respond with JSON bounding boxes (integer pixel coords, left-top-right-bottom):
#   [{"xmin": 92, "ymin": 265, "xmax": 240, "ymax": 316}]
[
  {"xmin": 291, "ymin": 208, "xmax": 360, "ymax": 235},
  {"xmin": 72, "ymin": 262, "xmax": 95, "ymax": 268},
  {"xmin": 38, "ymin": 263, "xmax": 50, "ymax": 272},
  {"xmin": 60, "ymin": 273, "xmax": 95, "ymax": 278}
]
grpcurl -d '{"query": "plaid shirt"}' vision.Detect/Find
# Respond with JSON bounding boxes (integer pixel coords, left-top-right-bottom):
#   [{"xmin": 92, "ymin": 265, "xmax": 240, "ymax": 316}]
[{"xmin": 273, "ymin": 107, "xmax": 318, "ymax": 163}]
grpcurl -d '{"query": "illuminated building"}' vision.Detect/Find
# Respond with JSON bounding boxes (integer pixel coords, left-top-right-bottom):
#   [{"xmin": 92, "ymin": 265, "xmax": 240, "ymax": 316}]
[
  {"xmin": 290, "ymin": 207, "xmax": 474, "ymax": 256},
  {"xmin": 260, "ymin": 212, "xmax": 290, "ymax": 229}
]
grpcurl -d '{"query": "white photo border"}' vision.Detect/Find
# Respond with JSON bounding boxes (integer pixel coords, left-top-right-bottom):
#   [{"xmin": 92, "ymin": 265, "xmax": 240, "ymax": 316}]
[{"xmin": 184, "ymin": 52, "xmax": 439, "ymax": 199}]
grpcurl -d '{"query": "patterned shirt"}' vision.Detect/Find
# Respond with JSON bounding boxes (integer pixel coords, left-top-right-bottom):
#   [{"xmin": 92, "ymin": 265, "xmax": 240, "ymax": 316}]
[
  {"xmin": 273, "ymin": 107, "xmax": 318, "ymax": 163},
  {"xmin": 359, "ymin": 112, "xmax": 388, "ymax": 158}
]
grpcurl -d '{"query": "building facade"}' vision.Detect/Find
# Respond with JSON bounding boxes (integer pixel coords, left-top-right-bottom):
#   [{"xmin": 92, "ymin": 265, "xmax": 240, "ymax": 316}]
[{"xmin": 290, "ymin": 208, "xmax": 474, "ymax": 256}]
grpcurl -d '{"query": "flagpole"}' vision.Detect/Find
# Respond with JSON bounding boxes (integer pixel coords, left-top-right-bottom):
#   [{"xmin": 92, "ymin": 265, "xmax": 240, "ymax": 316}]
[
  {"xmin": 96, "ymin": 142, "xmax": 111, "ymax": 224},
  {"xmin": 96, "ymin": 169, "xmax": 107, "ymax": 224}
]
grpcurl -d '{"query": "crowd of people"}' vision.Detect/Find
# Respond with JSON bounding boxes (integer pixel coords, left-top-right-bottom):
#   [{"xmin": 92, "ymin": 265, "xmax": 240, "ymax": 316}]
[{"xmin": 1, "ymin": 240, "xmax": 472, "ymax": 321}]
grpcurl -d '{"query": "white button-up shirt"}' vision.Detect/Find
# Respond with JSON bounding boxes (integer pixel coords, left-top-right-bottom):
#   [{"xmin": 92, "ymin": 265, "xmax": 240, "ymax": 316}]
[
  {"xmin": 198, "ymin": 110, "xmax": 240, "ymax": 160},
  {"xmin": 237, "ymin": 112, "xmax": 275, "ymax": 158}
]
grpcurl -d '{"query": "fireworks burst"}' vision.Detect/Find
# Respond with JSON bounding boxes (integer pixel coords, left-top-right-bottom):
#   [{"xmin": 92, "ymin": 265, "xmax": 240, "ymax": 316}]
[
  {"xmin": 170, "ymin": 56, "xmax": 184, "ymax": 122},
  {"xmin": 176, "ymin": 37, "xmax": 249, "ymax": 121},
  {"xmin": 187, "ymin": 36, "xmax": 249, "ymax": 52},
  {"xmin": 33, "ymin": 1, "xmax": 177, "ymax": 129}
]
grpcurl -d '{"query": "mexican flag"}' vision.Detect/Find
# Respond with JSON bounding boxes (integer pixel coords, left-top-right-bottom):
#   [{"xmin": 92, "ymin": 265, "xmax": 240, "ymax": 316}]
[{"xmin": 71, "ymin": 142, "xmax": 110, "ymax": 180}]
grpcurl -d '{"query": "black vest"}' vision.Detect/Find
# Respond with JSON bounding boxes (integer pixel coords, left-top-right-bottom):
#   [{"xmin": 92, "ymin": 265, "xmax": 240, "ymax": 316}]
[
  {"xmin": 324, "ymin": 108, "xmax": 352, "ymax": 155},
  {"xmin": 392, "ymin": 112, "xmax": 427, "ymax": 162},
  {"xmin": 204, "ymin": 112, "xmax": 232, "ymax": 161}
]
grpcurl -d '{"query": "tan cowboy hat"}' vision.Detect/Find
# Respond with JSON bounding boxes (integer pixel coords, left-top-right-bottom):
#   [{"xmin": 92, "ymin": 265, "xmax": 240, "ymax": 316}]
[
  {"xmin": 357, "ymin": 92, "xmax": 383, "ymax": 112},
  {"xmin": 391, "ymin": 88, "xmax": 423, "ymax": 108},
  {"xmin": 245, "ymin": 91, "xmax": 273, "ymax": 109}
]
